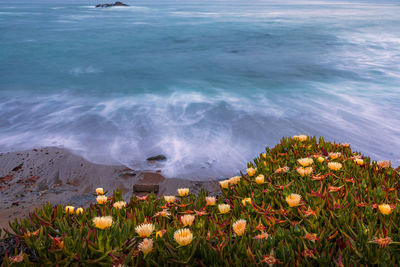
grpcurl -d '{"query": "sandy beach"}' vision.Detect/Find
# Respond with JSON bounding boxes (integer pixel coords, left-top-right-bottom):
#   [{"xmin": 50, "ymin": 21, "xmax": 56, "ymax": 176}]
[{"xmin": 0, "ymin": 147, "xmax": 220, "ymax": 229}]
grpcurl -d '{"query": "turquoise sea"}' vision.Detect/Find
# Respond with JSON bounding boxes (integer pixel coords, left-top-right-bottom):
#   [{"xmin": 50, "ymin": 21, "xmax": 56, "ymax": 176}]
[{"xmin": 1, "ymin": 0, "xmax": 399, "ymax": 179}]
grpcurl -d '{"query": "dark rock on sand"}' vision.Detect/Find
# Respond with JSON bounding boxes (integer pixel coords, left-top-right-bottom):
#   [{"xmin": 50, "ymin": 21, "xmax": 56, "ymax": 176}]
[
  {"xmin": 146, "ymin": 155, "xmax": 167, "ymax": 161},
  {"xmin": 95, "ymin": 1, "xmax": 129, "ymax": 8},
  {"xmin": 133, "ymin": 172, "xmax": 164, "ymax": 193}
]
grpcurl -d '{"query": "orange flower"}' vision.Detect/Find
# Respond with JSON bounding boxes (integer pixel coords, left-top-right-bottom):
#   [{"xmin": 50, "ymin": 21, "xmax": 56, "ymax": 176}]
[
  {"xmin": 296, "ymin": 167, "xmax": 313, "ymax": 177},
  {"xmin": 303, "ymin": 207, "xmax": 317, "ymax": 216},
  {"xmin": 262, "ymin": 255, "xmax": 281, "ymax": 265},
  {"xmin": 328, "ymin": 152, "xmax": 341, "ymax": 159},
  {"xmin": 254, "ymin": 232, "xmax": 269, "ymax": 240},
  {"xmin": 305, "ymin": 233, "xmax": 319, "ymax": 242},
  {"xmin": 378, "ymin": 204, "xmax": 391, "ymax": 215},
  {"xmin": 328, "ymin": 162, "xmax": 342, "ymax": 171},
  {"xmin": 293, "ymin": 135, "xmax": 307, "ymax": 141},
  {"xmin": 255, "ymin": 174, "xmax": 264, "ymax": 184},
  {"xmin": 371, "ymin": 235, "xmax": 392, "ymax": 248},
  {"xmin": 286, "ymin": 194, "xmax": 301, "ymax": 207},
  {"xmin": 328, "ymin": 186, "xmax": 343, "ymax": 192},
  {"xmin": 297, "ymin": 158, "xmax": 314, "ymax": 167},
  {"xmin": 232, "ymin": 219, "xmax": 246, "ymax": 236},
  {"xmin": 377, "ymin": 160, "xmax": 390, "ymax": 168},
  {"xmin": 246, "ymin": 167, "xmax": 257, "ymax": 177},
  {"xmin": 242, "ymin": 198, "xmax": 252, "ymax": 207}
]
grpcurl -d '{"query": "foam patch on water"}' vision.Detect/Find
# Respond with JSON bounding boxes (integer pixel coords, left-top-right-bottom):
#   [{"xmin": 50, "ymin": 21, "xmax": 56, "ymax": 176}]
[{"xmin": 0, "ymin": 87, "xmax": 399, "ymax": 179}]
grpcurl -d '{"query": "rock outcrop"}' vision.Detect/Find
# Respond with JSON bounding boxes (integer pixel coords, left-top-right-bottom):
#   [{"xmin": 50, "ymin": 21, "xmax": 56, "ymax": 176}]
[{"xmin": 95, "ymin": 2, "xmax": 129, "ymax": 8}]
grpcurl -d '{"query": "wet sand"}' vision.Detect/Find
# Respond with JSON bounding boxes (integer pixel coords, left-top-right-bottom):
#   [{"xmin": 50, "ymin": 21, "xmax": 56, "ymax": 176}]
[{"xmin": 0, "ymin": 147, "xmax": 220, "ymax": 229}]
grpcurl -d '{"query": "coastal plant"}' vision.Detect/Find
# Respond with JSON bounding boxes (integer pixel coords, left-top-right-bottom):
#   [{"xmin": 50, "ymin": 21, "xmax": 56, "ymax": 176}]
[{"xmin": 2, "ymin": 136, "xmax": 400, "ymax": 266}]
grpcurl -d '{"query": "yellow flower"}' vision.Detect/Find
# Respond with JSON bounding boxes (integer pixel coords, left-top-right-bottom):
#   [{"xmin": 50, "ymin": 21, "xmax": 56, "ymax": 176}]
[
  {"xmin": 262, "ymin": 153, "xmax": 267, "ymax": 158},
  {"xmin": 229, "ymin": 176, "xmax": 241, "ymax": 185},
  {"xmin": 242, "ymin": 198, "xmax": 252, "ymax": 207},
  {"xmin": 164, "ymin": 196, "xmax": 175, "ymax": 203},
  {"xmin": 378, "ymin": 204, "xmax": 392, "ymax": 215},
  {"xmin": 95, "ymin": 188, "xmax": 104, "ymax": 195},
  {"xmin": 65, "ymin": 206, "xmax": 75, "ymax": 214},
  {"xmin": 354, "ymin": 158, "xmax": 364, "ymax": 165},
  {"xmin": 135, "ymin": 223, "xmax": 155, "ymax": 238},
  {"xmin": 317, "ymin": 157, "xmax": 325, "ymax": 163},
  {"xmin": 286, "ymin": 194, "xmax": 301, "ymax": 207},
  {"xmin": 246, "ymin": 167, "xmax": 257, "ymax": 177},
  {"xmin": 293, "ymin": 135, "xmax": 307, "ymax": 141},
  {"xmin": 255, "ymin": 174, "xmax": 264, "ymax": 184},
  {"xmin": 205, "ymin": 196, "xmax": 216, "ymax": 206},
  {"xmin": 297, "ymin": 158, "xmax": 313, "ymax": 167},
  {"xmin": 138, "ymin": 238, "xmax": 153, "ymax": 255},
  {"xmin": 96, "ymin": 195, "xmax": 108, "ymax": 205},
  {"xmin": 177, "ymin": 188, "xmax": 189, "ymax": 197},
  {"xmin": 328, "ymin": 162, "xmax": 342, "ymax": 171},
  {"xmin": 113, "ymin": 201, "xmax": 127, "ymax": 209},
  {"xmin": 328, "ymin": 152, "xmax": 341, "ymax": 159},
  {"xmin": 156, "ymin": 229, "xmax": 166, "ymax": 239},
  {"xmin": 218, "ymin": 204, "xmax": 230, "ymax": 214},
  {"xmin": 92, "ymin": 216, "xmax": 113, "ymax": 230},
  {"xmin": 232, "ymin": 219, "xmax": 246, "ymax": 236},
  {"xmin": 174, "ymin": 229, "xmax": 193, "ymax": 246},
  {"xmin": 76, "ymin": 207, "xmax": 83, "ymax": 215},
  {"xmin": 219, "ymin": 180, "xmax": 230, "ymax": 189},
  {"xmin": 296, "ymin": 167, "xmax": 313, "ymax": 177},
  {"xmin": 181, "ymin": 214, "xmax": 195, "ymax": 226}
]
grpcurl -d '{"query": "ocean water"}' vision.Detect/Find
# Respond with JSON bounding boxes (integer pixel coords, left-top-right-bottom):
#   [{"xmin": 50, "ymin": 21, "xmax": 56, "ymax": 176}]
[{"xmin": 1, "ymin": 0, "xmax": 399, "ymax": 179}]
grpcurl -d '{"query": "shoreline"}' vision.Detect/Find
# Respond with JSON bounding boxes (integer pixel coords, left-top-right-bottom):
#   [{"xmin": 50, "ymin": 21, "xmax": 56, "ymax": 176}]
[{"xmin": 0, "ymin": 147, "xmax": 220, "ymax": 229}]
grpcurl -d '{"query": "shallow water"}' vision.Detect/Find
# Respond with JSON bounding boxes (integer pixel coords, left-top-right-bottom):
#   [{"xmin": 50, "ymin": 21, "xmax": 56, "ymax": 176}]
[{"xmin": 1, "ymin": 0, "xmax": 399, "ymax": 179}]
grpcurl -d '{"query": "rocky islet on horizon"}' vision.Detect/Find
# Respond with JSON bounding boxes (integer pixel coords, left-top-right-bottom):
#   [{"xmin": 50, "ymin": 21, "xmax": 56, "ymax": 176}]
[{"xmin": 95, "ymin": 1, "xmax": 129, "ymax": 8}]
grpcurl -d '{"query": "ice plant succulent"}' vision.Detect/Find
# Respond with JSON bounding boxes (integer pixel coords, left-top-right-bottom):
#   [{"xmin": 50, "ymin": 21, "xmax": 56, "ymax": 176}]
[
  {"xmin": 297, "ymin": 157, "xmax": 313, "ymax": 167},
  {"xmin": 181, "ymin": 214, "xmax": 195, "ymax": 226},
  {"xmin": 296, "ymin": 167, "xmax": 313, "ymax": 177},
  {"xmin": 65, "ymin": 206, "xmax": 75, "ymax": 214},
  {"xmin": 95, "ymin": 187, "xmax": 104, "ymax": 195},
  {"xmin": 218, "ymin": 204, "xmax": 230, "ymax": 214},
  {"xmin": 135, "ymin": 223, "xmax": 155, "ymax": 238},
  {"xmin": 354, "ymin": 158, "xmax": 364, "ymax": 165},
  {"xmin": 177, "ymin": 188, "xmax": 189, "ymax": 197},
  {"xmin": 329, "ymin": 152, "xmax": 342, "ymax": 159},
  {"xmin": 164, "ymin": 196, "xmax": 175, "ymax": 203},
  {"xmin": 75, "ymin": 207, "xmax": 83, "ymax": 215},
  {"xmin": 229, "ymin": 176, "xmax": 241, "ymax": 185},
  {"xmin": 255, "ymin": 174, "xmax": 264, "ymax": 184},
  {"xmin": 293, "ymin": 135, "xmax": 307, "ymax": 141},
  {"xmin": 96, "ymin": 195, "xmax": 108, "ymax": 205},
  {"xmin": 328, "ymin": 162, "xmax": 342, "ymax": 171},
  {"xmin": 205, "ymin": 196, "xmax": 216, "ymax": 206},
  {"xmin": 7, "ymin": 136, "xmax": 400, "ymax": 265},
  {"xmin": 232, "ymin": 219, "xmax": 246, "ymax": 236},
  {"xmin": 92, "ymin": 216, "xmax": 113, "ymax": 230},
  {"xmin": 378, "ymin": 204, "xmax": 392, "ymax": 215},
  {"xmin": 246, "ymin": 167, "xmax": 256, "ymax": 176},
  {"xmin": 242, "ymin": 198, "xmax": 252, "ymax": 206},
  {"xmin": 138, "ymin": 238, "xmax": 153, "ymax": 255},
  {"xmin": 377, "ymin": 160, "xmax": 390, "ymax": 168},
  {"xmin": 286, "ymin": 194, "xmax": 301, "ymax": 207},
  {"xmin": 219, "ymin": 179, "xmax": 230, "ymax": 189},
  {"xmin": 113, "ymin": 201, "xmax": 127, "ymax": 209},
  {"xmin": 174, "ymin": 229, "xmax": 193, "ymax": 246}
]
